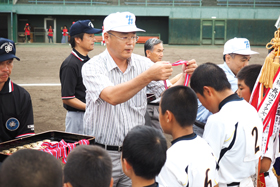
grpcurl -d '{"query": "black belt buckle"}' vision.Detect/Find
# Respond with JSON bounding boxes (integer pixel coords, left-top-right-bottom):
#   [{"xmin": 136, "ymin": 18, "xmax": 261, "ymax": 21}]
[
  {"xmin": 96, "ymin": 143, "xmax": 122, "ymax": 152},
  {"xmin": 147, "ymin": 94, "xmax": 156, "ymax": 103}
]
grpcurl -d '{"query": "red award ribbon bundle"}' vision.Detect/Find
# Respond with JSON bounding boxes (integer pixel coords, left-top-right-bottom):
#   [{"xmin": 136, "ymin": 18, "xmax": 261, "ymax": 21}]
[
  {"xmin": 40, "ymin": 139, "xmax": 90, "ymax": 163},
  {"xmin": 163, "ymin": 60, "xmax": 190, "ymax": 89}
]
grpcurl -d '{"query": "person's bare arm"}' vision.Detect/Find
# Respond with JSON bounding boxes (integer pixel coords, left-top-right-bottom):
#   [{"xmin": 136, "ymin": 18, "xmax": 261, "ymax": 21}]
[
  {"xmin": 100, "ymin": 61, "xmax": 172, "ymax": 105},
  {"xmin": 259, "ymin": 157, "xmax": 272, "ymax": 174},
  {"xmin": 62, "ymin": 98, "xmax": 86, "ymax": 111},
  {"xmin": 169, "ymin": 73, "xmax": 182, "ymax": 85}
]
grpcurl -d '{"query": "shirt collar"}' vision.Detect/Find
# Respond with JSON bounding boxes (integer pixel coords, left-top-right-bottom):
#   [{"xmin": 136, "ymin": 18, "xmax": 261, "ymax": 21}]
[
  {"xmin": 171, "ymin": 133, "xmax": 197, "ymax": 146},
  {"xmin": 222, "ymin": 62, "xmax": 236, "ymax": 78},
  {"xmin": 105, "ymin": 49, "xmax": 135, "ymax": 72},
  {"xmin": 71, "ymin": 48, "xmax": 90, "ymax": 62},
  {"xmin": 0, "ymin": 78, "xmax": 14, "ymax": 94},
  {"xmin": 218, "ymin": 93, "xmax": 242, "ymax": 110},
  {"xmin": 144, "ymin": 182, "xmax": 158, "ymax": 187}
]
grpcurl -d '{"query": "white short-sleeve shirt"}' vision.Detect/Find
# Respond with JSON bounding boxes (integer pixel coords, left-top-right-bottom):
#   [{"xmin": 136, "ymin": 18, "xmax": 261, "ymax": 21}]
[
  {"xmin": 156, "ymin": 133, "xmax": 219, "ymax": 187},
  {"xmin": 203, "ymin": 94, "xmax": 263, "ymax": 185}
]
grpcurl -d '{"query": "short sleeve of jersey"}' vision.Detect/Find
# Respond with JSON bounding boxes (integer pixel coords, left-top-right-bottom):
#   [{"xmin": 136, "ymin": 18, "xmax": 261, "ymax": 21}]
[
  {"xmin": 60, "ymin": 65, "xmax": 78, "ymax": 99},
  {"xmin": 156, "ymin": 138, "xmax": 219, "ymax": 187},
  {"xmin": 203, "ymin": 115, "xmax": 226, "ymax": 159},
  {"xmin": 82, "ymin": 57, "xmax": 114, "ymax": 103}
]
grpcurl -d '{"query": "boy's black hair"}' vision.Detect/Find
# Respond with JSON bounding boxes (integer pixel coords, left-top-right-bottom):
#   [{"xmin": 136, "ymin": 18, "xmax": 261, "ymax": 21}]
[
  {"xmin": 190, "ymin": 62, "xmax": 231, "ymax": 96},
  {"xmin": 70, "ymin": 33, "xmax": 84, "ymax": 48},
  {"xmin": 122, "ymin": 125, "xmax": 167, "ymax": 180},
  {"xmin": 236, "ymin": 64, "xmax": 262, "ymax": 93},
  {"xmin": 64, "ymin": 145, "xmax": 112, "ymax": 187},
  {"xmin": 0, "ymin": 149, "xmax": 62, "ymax": 187},
  {"xmin": 160, "ymin": 86, "xmax": 198, "ymax": 127}
]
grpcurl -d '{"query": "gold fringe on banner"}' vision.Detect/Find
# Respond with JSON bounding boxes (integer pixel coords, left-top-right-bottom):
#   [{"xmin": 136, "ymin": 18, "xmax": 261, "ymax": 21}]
[{"xmin": 259, "ymin": 28, "xmax": 280, "ymax": 88}]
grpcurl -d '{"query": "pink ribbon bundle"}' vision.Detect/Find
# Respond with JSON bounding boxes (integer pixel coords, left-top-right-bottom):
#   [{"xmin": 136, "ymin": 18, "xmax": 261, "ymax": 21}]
[
  {"xmin": 163, "ymin": 60, "xmax": 190, "ymax": 89},
  {"xmin": 40, "ymin": 139, "xmax": 90, "ymax": 163}
]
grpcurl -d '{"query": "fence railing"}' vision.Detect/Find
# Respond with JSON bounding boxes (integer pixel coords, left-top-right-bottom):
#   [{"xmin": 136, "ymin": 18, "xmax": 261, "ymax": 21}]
[{"xmin": 1, "ymin": 0, "xmax": 280, "ymax": 7}]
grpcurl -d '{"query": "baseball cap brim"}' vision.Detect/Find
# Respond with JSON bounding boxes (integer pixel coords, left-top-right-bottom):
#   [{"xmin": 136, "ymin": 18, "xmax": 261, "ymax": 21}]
[
  {"xmin": 0, "ymin": 53, "xmax": 20, "ymax": 62},
  {"xmin": 231, "ymin": 49, "xmax": 259, "ymax": 55},
  {"xmin": 84, "ymin": 27, "xmax": 102, "ymax": 34},
  {"xmin": 108, "ymin": 25, "xmax": 146, "ymax": 33}
]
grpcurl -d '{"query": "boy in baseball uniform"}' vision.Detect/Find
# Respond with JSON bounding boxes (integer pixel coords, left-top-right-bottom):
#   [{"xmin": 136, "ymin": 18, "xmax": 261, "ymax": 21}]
[
  {"xmin": 190, "ymin": 62, "xmax": 263, "ymax": 187},
  {"xmin": 156, "ymin": 86, "xmax": 219, "ymax": 187}
]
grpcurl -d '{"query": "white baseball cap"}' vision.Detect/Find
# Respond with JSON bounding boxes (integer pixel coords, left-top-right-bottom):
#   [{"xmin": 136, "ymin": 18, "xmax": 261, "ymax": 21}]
[
  {"xmin": 103, "ymin": 12, "xmax": 145, "ymax": 33},
  {"xmin": 223, "ymin": 37, "xmax": 259, "ymax": 55}
]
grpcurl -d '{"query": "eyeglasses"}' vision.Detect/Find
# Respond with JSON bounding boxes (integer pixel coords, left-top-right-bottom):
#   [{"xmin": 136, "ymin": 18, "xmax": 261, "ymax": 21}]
[{"xmin": 108, "ymin": 32, "xmax": 139, "ymax": 42}]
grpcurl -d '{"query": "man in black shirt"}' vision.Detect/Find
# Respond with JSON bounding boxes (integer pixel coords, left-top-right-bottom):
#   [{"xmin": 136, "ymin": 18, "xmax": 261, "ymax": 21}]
[
  {"xmin": 0, "ymin": 38, "xmax": 34, "ymax": 142},
  {"xmin": 59, "ymin": 20, "xmax": 101, "ymax": 134}
]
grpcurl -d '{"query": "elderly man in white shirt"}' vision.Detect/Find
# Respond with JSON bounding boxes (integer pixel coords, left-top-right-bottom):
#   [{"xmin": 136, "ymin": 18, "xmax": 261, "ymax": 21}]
[{"xmin": 82, "ymin": 12, "xmax": 197, "ymax": 187}]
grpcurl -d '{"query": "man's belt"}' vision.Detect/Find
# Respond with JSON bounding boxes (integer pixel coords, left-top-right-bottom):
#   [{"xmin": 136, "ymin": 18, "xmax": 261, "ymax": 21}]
[
  {"xmin": 95, "ymin": 143, "xmax": 122, "ymax": 152},
  {"xmin": 227, "ymin": 182, "xmax": 240, "ymax": 186}
]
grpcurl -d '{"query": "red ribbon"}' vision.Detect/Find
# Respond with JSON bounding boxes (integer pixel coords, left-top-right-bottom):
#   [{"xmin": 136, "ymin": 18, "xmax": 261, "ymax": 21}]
[
  {"xmin": 40, "ymin": 139, "xmax": 90, "ymax": 163},
  {"xmin": 163, "ymin": 60, "xmax": 190, "ymax": 89}
]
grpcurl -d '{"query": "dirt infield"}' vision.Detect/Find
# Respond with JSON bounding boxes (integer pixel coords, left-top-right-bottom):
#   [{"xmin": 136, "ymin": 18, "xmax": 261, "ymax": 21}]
[{"xmin": 10, "ymin": 43, "xmax": 268, "ymax": 134}]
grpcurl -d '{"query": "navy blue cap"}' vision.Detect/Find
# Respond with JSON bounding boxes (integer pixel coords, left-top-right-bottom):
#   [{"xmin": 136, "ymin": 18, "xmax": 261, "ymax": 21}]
[
  {"xmin": 0, "ymin": 38, "xmax": 20, "ymax": 62},
  {"xmin": 70, "ymin": 20, "xmax": 102, "ymax": 36}
]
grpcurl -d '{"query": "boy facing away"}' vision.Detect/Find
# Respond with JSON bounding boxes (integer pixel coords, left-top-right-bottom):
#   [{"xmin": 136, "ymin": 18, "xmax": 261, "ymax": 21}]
[
  {"xmin": 64, "ymin": 145, "xmax": 113, "ymax": 187},
  {"xmin": 190, "ymin": 62, "xmax": 263, "ymax": 187},
  {"xmin": 156, "ymin": 85, "xmax": 219, "ymax": 187},
  {"xmin": 121, "ymin": 125, "xmax": 167, "ymax": 187},
  {"xmin": 0, "ymin": 149, "xmax": 63, "ymax": 187},
  {"xmin": 237, "ymin": 64, "xmax": 279, "ymax": 187}
]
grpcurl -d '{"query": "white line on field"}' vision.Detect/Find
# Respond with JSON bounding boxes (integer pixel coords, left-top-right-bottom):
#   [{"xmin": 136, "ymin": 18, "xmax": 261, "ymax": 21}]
[{"xmin": 18, "ymin": 83, "xmax": 61, "ymax": 86}]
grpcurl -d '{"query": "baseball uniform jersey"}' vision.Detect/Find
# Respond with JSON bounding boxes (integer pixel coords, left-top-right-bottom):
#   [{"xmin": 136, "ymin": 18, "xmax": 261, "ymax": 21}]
[
  {"xmin": 59, "ymin": 48, "xmax": 89, "ymax": 112},
  {"xmin": 0, "ymin": 78, "xmax": 35, "ymax": 142},
  {"xmin": 203, "ymin": 93, "xmax": 262, "ymax": 185},
  {"xmin": 156, "ymin": 133, "xmax": 219, "ymax": 187}
]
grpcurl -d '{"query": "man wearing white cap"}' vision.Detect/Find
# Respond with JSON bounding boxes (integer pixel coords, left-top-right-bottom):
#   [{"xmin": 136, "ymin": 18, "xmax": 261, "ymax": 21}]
[
  {"xmin": 195, "ymin": 37, "xmax": 259, "ymax": 135},
  {"xmin": 82, "ymin": 12, "xmax": 197, "ymax": 187},
  {"xmin": 220, "ymin": 37, "xmax": 259, "ymax": 92}
]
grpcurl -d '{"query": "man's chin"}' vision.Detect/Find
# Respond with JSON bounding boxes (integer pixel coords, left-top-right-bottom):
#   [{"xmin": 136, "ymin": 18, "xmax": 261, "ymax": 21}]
[{"xmin": 0, "ymin": 77, "xmax": 9, "ymax": 84}]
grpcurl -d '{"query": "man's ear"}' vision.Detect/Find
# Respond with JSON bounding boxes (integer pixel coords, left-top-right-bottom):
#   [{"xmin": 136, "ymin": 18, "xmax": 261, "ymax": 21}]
[
  {"xmin": 146, "ymin": 50, "xmax": 151, "ymax": 58},
  {"xmin": 203, "ymin": 86, "xmax": 213, "ymax": 97},
  {"xmin": 104, "ymin": 32, "xmax": 110, "ymax": 44},
  {"xmin": 225, "ymin": 54, "xmax": 232, "ymax": 64},
  {"xmin": 123, "ymin": 158, "xmax": 132, "ymax": 172},
  {"xmin": 74, "ymin": 37, "xmax": 81, "ymax": 45},
  {"xmin": 165, "ymin": 110, "xmax": 174, "ymax": 123},
  {"xmin": 110, "ymin": 177, "xmax": 114, "ymax": 187}
]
